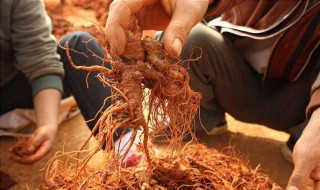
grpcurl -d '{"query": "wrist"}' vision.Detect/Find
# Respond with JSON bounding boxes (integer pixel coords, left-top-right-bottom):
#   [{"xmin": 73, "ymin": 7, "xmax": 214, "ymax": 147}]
[
  {"xmin": 301, "ymin": 108, "xmax": 320, "ymax": 138},
  {"xmin": 309, "ymin": 107, "xmax": 320, "ymax": 126},
  {"xmin": 311, "ymin": 106, "xmax": 320, "ymax": 117},
  {"xmin": 38, "ymin": 124, "xmax": 58, "ymax": 132}
]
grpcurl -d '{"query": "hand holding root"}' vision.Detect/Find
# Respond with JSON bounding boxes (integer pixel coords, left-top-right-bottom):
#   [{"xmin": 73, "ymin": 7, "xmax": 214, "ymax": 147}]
[
  {"xmin": 9, "ymin": 125, "xmax": 57, "ymax": 164},
  {"xmin": 105, "ymin": 0, "xmax": 210, "ymax": 57},
  {"xmin": 52, "ymin": 20, "xmax": 200, "ymax": 179},
  {"xmin": 41, "ymin": 20, "xmax": 278, "ymax": 190}
]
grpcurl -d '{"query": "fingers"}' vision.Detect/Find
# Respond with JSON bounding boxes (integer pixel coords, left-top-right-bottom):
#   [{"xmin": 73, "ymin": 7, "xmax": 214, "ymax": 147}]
[
  {"xmin": 9, "ymin": 128, "xmax": 54, "ymax": 164},
  {"xmin": 288, "ymin": 172, "xmax": 312, "ymax": 190},
  {"xmin": 315, "ymin": 181, "xmax": 320, "ymax": 190},
  {"xmin": 25, "ymin": 130, "xmax": 45, "ymax": 153},
  {"xmin": 288, "ymin": 158, "xmax": 315, "ymax": 190},
  {"xmin": 105, "ymin": 0, "xmax": 156, "ymax": 55},
  {"xmin": 163, "ymin": 0, "xmax": 208, "ymax": 57},
  {"xmin": 311, "ymin": 166, "xmax": 320, "ymax": 189},
  {"xmin": 311, "ymin": 165, "xmax": 320, "ymax": 181},
  {"xmin": 106, "ymin": 0, "xmax": 209, "ymax": 57},
  {"xmin": 272, "ymin": 183, "xmax": 284, "ymax": 190}
]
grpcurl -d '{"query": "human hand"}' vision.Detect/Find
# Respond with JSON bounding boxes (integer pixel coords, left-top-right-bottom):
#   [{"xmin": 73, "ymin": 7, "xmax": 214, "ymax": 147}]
[
  {"xmin": 9, "ymin": 88, "xmax": 61, "ymax": 164},
  {"xmin": 105, "ymin": 0, "xmax": 211, "ymax": 57},
  {"xmin": 287, "ymin": 108, "xmax": 320, "ymax": 190},
  {"xmin": 9, "ymin": 125, "xmax": 58, "ymax": 164}
]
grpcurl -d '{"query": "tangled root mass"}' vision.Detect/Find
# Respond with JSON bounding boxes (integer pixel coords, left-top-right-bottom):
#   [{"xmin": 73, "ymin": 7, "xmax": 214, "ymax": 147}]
[{"xmin": 33, "ymin": 22, "xmax": 273, "ymax": 189}]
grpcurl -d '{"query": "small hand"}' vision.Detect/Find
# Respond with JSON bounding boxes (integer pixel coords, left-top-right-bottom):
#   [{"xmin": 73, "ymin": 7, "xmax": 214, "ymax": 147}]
[{"xmin": 10, "ymin": 125, "xmax": 58, "ymax": 164}]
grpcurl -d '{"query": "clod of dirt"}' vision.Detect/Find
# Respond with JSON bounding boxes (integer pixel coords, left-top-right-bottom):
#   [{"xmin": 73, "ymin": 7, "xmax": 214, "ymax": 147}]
[
  {"xmin": 8, "ymin": 137, "xmax": 33, "ymax": 162},
  {"xmin": 0, "ymin": 171, "xmax": 16, "ymax": 190}
]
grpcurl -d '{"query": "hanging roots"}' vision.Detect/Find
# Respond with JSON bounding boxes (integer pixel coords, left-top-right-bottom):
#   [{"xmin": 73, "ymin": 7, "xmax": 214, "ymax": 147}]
[{"xmin": 41, "ymin": 21, "xmax": 274, "ymax": 189}]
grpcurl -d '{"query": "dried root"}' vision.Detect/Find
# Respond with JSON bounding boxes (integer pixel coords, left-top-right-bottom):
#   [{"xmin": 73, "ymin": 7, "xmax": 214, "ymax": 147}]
[
  {"xmin": 8, "ymin": 137, "xmax": 32, "ymax": 161},
  {"xmin": 41, "ymin": 20, "xmax": 274, "ymax": 190},
  {"xmin": 42, "ymin": 144, "xmax": 273, "ymax": 189}
]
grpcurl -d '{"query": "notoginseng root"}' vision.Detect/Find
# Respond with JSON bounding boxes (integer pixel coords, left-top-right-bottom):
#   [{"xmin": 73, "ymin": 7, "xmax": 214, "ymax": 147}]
[{"xmin": 43, "ymin": 21, "xmax": 202, "ymax": 189}]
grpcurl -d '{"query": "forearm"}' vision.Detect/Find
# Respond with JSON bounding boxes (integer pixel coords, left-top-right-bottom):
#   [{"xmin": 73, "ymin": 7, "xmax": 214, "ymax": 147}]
[
  {"xmin": 9, "ymin": 88, "xmax": 62, "ymax": 164},
  {"xmin": 33, "ymin": 88, "xmax": 61, "ymax": 128}
]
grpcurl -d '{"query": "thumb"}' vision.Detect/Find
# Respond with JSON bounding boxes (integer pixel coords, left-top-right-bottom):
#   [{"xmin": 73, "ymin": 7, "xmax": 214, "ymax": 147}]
[
  {"xmin": 163, "ymin": 0, "xmax": 208, "ymax": 57},
  {"xmin": 26, "ymin": 131, "xmax": 44, "ymax": 153},
  {"xmin": 287, "ymin": 160, "xmax": 313, "ymax": 190}
]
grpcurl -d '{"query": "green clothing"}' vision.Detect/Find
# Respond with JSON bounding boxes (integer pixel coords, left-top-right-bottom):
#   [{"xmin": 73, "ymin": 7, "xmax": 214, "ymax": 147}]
[{"xmin": 0, "ymin": 0, "xmax": 64, "ymax": 97}]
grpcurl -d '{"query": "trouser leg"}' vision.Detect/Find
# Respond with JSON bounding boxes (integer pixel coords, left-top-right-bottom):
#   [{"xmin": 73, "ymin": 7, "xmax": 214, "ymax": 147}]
[
  {"xmin": 286, "ymin": 49, "xmax": 320, "ymax": 142},
  {"xmin": 181, "ymin": 23, "xmax": 261, "ymax": 132},
  {"xmin": 181, "ymin": 23, "xmax": 320, "ymax": 140},
  {"xmin": 58, "ymin": 31, "xmax": 128, "ymax": 140}
]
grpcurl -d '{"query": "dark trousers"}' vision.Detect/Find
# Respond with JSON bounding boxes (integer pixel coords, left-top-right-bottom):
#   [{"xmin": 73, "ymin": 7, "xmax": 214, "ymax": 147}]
[
  {"xmin": 58, "ymin": 31, "xmax": 111, "ymax": 130},
  {"xmin": 181, "ymin": 23, "xmax": 320, "ymax": 140}
]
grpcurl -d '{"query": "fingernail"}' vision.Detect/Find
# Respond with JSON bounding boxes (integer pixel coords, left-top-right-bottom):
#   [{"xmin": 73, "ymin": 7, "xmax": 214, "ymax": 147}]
[
  {"xmin": 172, "ymin": 38, "xmax": 182, "ymax": 57},
  {"xmin": 288, "ymin": 186, "xmax": 299, "ymax": 190}
]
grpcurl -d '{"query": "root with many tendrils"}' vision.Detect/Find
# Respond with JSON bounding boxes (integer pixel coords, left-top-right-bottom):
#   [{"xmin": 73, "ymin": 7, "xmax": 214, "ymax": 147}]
[{"xmin": 39, "ymin": 21, "xmax": 276, "ymax": 189}]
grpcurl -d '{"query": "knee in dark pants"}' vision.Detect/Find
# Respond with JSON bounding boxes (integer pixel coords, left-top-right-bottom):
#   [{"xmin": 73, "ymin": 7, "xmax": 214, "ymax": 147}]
[
  {"xmin": 58, "ymin": 30, "xmax": 106, "ymax": 70},
  {"xmin": 182, "ymin": 23, "xmax": 219, "ymax": 56},
  {"xmin": 59, "ymin": 31, "xmax": 94, "ymax": 51}
]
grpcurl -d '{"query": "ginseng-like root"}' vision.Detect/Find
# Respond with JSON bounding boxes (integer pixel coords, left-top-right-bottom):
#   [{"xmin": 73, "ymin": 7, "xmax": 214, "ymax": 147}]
[
  {"xmin": 41, "ymin": 21, "xmax": 274, "ymax": 189},
  {"xmin": 8, "ymin": 137, "xmax": 32, "ymax": 162},
  {"xmin": 43, "ymin": 143, "xmax": 273, "ymax": 189}
]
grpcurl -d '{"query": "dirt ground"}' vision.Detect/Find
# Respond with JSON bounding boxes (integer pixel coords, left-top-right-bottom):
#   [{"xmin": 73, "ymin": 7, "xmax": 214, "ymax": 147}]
[
  {"xmin": 0, "ymin": 114, "xmax": 293, "ymax": 189},
  {"xmin": 0, "ymin": 1, "xmax": 294, "ymax": 189}
]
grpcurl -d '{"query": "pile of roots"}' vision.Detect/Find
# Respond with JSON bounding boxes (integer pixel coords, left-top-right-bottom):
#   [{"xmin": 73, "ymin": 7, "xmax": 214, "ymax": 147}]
[
  {"xmin": 43, "ymin": 144, "xmax": 272, "ymax": 189},
  {"xmin": 8, "ymin": 137, "xmax": 33, "ymax": 162}
]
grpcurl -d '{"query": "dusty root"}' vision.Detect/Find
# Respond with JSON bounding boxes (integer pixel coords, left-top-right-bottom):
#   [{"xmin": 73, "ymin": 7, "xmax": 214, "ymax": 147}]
[
  {"xmin": 42, "ymin": 21, "xmax": 274, "ymax": 189},
  {"xmin": 0, "ymin": 171, "xmax": 15, "ymax": 190},
  {"xmin": 142, "ymin": 144, "xmax": 273, "ymax": 189},
  {"xmin": 8, "ymin": 137, "xmax": 32, "ymax": 161},
  {"xmin": 43, "ymin": 144, "xmax": 273, "ymax": 189}
]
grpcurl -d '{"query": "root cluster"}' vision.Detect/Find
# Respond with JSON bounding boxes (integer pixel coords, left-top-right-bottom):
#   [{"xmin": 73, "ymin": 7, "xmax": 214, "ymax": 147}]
[
  {"xmin": 8, "ymin": 137, "xmax": 32, "ymax": 161},
  {"xmin": 43, "ymin": 144, "xmax": 272, "ymax": 189},
  {"xmin": 54, "ymin": 21, "xmax": 201, "ymax": 173},
  {"xmin": 1, "ymin": 14, "xmax": 273, "ymax": 189}
]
